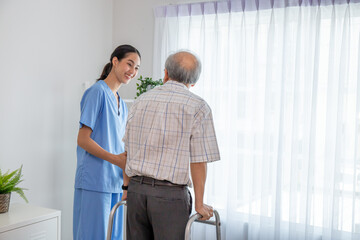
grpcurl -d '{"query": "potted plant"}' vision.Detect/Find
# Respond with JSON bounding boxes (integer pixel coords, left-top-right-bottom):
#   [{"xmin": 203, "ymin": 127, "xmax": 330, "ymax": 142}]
[
  {"xmin": 0, "ymin": 165, "xmax": 28, "ymax": 213},
  {"xmin": 135, "ymin": 75, "xmax": 163, "ymax": 98}
]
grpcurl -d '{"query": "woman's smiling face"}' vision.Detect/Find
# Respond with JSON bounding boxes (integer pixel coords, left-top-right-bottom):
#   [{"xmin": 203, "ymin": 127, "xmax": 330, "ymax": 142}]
[{"xmin": 113, "ymin": 52, "xmax": 141, "ymax": 85}]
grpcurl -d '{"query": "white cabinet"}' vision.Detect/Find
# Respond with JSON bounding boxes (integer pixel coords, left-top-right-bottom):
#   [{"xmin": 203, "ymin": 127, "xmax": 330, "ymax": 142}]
[{"xmin": 0, "ymin": 203, "xmax": 61, "ymax": 240}]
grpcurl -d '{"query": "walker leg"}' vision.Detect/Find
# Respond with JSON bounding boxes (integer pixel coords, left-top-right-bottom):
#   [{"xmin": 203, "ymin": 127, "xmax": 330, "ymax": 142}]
[{"xmin": 106, "ymin": 201, "xmax": 127, "ymax": 240}]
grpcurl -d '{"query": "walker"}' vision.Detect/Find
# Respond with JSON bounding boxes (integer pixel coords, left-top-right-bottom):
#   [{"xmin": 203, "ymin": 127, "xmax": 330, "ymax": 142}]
[{"xmin": 106, "ymin": 201, "xmax": 221, "ymax": 240}]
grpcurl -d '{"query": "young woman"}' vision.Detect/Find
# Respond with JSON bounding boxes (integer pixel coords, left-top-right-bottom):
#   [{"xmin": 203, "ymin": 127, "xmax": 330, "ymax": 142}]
[{"xmin": 73, "ymin": 45, "xmax": 141, "ymax": 240}]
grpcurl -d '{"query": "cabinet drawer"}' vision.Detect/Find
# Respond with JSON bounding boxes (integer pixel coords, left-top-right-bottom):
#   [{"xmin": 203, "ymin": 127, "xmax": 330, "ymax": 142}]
[{"xmin": 0, "ymin": 217, "xmax": 58, "ymax": 240}]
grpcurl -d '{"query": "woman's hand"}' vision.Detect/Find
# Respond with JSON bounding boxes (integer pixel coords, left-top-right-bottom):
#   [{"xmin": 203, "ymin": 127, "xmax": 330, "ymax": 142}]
[{"xmin": 114, "ymin": 152, "xmax": 127, "ymax": 169}]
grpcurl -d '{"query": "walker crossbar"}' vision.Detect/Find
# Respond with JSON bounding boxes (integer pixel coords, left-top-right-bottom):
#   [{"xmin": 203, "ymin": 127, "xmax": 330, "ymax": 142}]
[
  {"xmin": 184, "ymin": 210, "xmax": 221, "ymax": 240},
  {"xmin": 106, "ymin": 200, "xmax": 126, "ymax": 240}
]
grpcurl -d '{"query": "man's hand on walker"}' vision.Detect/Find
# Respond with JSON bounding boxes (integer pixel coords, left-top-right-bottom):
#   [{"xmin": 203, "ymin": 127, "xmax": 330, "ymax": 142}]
[
  {"xmin": 121, "ymin": 190, "xmax": 127, "ymax": 201},
  {"xmin": 196, "ymin": 203, "xmax": 214, "ymax": 221}
]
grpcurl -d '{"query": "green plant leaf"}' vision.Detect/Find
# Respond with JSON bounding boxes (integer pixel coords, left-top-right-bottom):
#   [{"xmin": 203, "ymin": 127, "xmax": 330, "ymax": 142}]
[
  {"xmin": 0, "ymin": 165, "xmax": 28, "ymax": 203},
  {"xmin": 135, "ymin": 76, "xmax": 163, "ymax": 99},
  {"xmin": 12, "ymin": 187, "xmax": 28, "ymax": 203},
  {"xmin": 1, "ymin": 169, "xmax": 17, "ymax": 186}
]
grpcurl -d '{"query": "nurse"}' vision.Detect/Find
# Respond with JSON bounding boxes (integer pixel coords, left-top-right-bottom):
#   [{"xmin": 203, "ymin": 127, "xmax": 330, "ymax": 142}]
[{"xmin": 73, "ymin": 44, "xmax": 141, "ymax": 240}]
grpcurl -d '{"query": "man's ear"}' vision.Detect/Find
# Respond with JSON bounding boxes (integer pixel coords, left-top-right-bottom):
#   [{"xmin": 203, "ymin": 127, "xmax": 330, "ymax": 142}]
[{"xmin": 163, "ymin": 69, "xmax": 169, "ymax": 83}]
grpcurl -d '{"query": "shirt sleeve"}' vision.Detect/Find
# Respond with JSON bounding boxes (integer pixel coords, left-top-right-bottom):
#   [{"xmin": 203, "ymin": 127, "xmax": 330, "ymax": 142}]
[
  {"xmin": 122, "ymin": 99, "xmax": 138, "ymax": 152},
  {"xmin": 79, "ymin": 86, "xmax": 103, "ymax": 130},
  {"xmin": 190, "ymin": 103, "xmax": 221, "ymax": 163}
]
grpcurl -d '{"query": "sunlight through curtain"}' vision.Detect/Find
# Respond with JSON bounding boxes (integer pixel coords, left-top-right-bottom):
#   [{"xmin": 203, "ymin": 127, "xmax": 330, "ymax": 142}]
[{"xmin": 154, "ymin": 1, "xmax": 360, "ymax": 239}]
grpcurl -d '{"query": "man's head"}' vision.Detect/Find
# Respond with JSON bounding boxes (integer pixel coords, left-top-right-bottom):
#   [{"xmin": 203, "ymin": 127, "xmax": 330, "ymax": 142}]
[{"xmin": 164, "ymin": 51, "xmax": 202, "ymax": 85}]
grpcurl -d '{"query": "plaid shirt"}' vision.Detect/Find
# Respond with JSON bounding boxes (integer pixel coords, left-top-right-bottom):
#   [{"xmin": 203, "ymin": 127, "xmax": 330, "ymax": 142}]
[{"xmin": 123, "ymin": 80, "xmax": 220, "ymax": 186}]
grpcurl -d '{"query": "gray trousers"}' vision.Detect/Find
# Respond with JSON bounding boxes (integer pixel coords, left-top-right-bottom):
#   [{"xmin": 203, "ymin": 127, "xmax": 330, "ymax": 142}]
[{"xmin": 126, "ymin": 177, "xmax": 192, "ymax": 240}]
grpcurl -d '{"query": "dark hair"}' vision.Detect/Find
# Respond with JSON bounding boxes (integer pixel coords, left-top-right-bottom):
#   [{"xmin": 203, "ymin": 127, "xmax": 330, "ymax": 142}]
[{"xmin": 97, "ymin": 44, "xmax": 141, "ymax": 81}]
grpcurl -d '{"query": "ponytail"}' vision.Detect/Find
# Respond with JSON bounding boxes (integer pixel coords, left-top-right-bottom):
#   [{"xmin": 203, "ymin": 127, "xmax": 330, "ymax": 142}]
[{"xmin": 97, "ymin": 62, "xmax": 112, "ymax": 81}]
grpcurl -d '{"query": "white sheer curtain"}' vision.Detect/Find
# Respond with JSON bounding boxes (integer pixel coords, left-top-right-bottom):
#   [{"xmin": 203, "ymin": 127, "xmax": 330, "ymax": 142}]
[{"xmin": 153, "ymin": 1, "xmax": 360, "ymax": 239}]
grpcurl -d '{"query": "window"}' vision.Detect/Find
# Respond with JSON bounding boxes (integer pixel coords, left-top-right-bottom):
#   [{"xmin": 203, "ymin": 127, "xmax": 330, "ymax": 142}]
[{"xmin": 154, "ymin": 2, "xmax": 360, "ymax": 239}]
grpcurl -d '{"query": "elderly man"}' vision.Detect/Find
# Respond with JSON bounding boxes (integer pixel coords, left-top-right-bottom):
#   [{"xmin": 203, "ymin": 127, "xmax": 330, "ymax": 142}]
[{"xmin": 122, "ymin": 50, "xmax": 220, "ymax": 240}]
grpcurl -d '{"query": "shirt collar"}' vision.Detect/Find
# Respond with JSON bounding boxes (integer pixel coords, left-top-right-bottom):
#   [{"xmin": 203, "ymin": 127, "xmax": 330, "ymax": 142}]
[{"xmin": 165, "ymin": 80, "xmax": 189, "ymax": 90}]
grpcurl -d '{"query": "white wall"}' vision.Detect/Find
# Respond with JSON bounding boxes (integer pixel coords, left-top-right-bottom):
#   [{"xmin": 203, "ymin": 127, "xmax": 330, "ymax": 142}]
[{"xmin": 0, "ymin": 0, "xmax": 113, "ymax": 239}]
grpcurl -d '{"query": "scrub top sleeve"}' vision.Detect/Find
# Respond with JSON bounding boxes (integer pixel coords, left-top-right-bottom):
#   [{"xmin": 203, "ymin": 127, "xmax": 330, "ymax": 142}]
[{"xmin": 79, "ymin": 87, "xmax": 103, "ymax": 130}]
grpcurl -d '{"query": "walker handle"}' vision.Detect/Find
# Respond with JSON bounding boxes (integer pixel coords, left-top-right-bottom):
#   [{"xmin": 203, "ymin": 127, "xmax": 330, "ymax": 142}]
[{"xmin": 184, "ymin": 209, "xmax": 221, "ymax": 240}]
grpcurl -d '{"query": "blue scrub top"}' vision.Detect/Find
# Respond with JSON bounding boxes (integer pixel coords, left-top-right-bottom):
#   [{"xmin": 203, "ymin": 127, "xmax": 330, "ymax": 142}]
[{"xmin": 75, "ymin": 80, "xmax": 127, "ymax": 193}]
